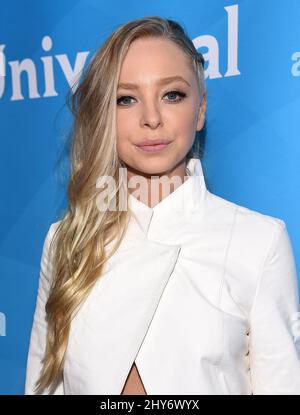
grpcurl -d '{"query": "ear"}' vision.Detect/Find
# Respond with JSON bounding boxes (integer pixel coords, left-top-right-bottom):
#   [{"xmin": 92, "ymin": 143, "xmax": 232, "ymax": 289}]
[{"xmin": 196, "ymin": 91, "xmax": 207, "ymax": 131}]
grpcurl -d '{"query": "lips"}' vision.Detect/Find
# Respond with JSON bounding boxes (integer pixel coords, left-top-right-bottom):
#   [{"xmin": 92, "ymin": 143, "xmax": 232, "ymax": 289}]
[
  {"xmin": 135, "ymin": 140, "xmax": 172, "ymax": 153},
  {"xmin": 137, "ymin": 139, "xmax": 172, "ymax": 147}
]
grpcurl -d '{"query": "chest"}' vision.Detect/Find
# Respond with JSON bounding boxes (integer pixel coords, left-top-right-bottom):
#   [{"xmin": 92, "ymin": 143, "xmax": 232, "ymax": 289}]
[{"xmin": 63, "ymin": 233, "xmax": 252, "ymax": 394}]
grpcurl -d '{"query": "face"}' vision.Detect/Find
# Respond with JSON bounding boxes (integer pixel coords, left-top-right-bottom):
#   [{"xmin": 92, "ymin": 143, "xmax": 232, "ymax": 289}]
[{"xmin": 116, "ymin": 37, "xmax": 206, "ymax": 182}]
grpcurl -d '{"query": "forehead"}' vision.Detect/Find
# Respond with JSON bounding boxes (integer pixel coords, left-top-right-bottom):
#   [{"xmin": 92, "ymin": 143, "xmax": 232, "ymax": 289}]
[{"xmin": 118, "ymin": 37, "xmax": 194, "ymax": 84}]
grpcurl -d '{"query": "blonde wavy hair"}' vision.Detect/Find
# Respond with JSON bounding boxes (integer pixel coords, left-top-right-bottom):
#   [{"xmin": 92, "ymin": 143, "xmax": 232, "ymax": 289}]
[{"xmin": 35, "ymin": 15, "xmax": 206, "ymax": 394}]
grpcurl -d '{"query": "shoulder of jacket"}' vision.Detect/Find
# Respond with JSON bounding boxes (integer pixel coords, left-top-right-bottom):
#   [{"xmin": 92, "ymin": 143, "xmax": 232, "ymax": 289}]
[
  {"xmin": 206, "ymin": 190, "xmax": 285, "ymax": 277},
  {"xmin": 50, "ymin": 219, "xmax": 63, "ymax": 232},
  {"xmin": 206, "ymin": 190, "xmax": 285, "ymax": 232},
  {"xmin": 205, "ymin": 191, "xmax": 287, "ymax": 315},
  {"xmin": 44, "ymin": 220, "xmax": 63, "ymax": 254}
]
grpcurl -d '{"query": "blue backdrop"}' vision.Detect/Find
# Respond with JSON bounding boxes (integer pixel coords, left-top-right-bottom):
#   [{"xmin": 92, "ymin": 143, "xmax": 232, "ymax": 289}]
[{"xmin": 0, "ymin": 0, "xmax": 299, "ymax": 394}]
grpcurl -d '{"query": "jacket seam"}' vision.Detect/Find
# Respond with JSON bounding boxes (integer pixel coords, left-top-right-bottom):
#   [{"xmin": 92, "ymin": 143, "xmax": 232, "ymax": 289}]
[
  {"xmin": 214, "ymin": 205, "xmax": 239, "ymax": 370},
  {"xmin": 248, "ymin": 220, "xmax": 285, "ymax": 320},
  {"xmin": 247, "ymin": 219, "xmax": 285, "ymax": 394}
]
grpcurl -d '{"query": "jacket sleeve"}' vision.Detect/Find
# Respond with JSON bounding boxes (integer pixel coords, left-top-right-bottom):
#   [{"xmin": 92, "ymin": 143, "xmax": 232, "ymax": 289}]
[
  {"xmin": 249, "ymin": 220, "xmax": 300, "ymax": 394},
  {"xmin": 24, "ymin": 223, "xmax": 65, "ymax": 395}
]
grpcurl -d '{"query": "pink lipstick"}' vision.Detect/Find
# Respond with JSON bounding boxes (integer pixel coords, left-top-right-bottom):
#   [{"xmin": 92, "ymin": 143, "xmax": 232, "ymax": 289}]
[{"xmin": 136, "ymin": 139, "xmax": 172, "ymax": 153}]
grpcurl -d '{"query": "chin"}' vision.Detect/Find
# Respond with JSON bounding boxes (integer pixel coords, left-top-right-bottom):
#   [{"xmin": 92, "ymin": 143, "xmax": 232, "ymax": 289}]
[{"xmin": 129, "ymin": 155, "xmax": 181, "ymax": 177}]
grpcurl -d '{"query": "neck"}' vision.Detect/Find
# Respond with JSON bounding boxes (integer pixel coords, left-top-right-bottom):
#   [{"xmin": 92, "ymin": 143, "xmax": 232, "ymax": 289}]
[{"xmin": 126, "ymin": 157, "xmax": 189, "ymax": 208}]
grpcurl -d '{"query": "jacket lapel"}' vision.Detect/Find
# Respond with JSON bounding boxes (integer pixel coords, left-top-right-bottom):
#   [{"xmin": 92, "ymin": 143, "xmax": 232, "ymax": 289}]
[{"xmin": 64, "ymin": 237, "xmax": 181, "ymax": 394}]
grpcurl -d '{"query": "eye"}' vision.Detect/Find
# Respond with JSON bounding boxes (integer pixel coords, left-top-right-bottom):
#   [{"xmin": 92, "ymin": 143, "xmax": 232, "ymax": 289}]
[
  {"xmin": 116, "ymin": 90, "xmax": 187, "ymax": 106},
  {"xmin": 164, "ymin": 90, "xmax": 187, "ymax": 102},
  {"xmin": 116, "ymin": 95, "xmax": 135, "ymax": 106}
]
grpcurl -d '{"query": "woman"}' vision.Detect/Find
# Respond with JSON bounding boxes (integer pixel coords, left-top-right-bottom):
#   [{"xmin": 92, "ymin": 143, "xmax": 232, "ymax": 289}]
[{"xmin": 25, "ymin": 16, "xmax": 300, "ymax": 395}]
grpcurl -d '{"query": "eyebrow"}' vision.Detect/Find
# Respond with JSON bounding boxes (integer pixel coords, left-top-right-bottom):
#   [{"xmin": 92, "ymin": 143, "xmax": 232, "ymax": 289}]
[{"xmin": 117, "ymin": 75, "xmax": 191, "ymax": 90}]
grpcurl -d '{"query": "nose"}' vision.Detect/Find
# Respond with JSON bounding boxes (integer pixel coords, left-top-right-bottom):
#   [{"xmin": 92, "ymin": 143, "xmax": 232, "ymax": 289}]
[{"xmin": 140, "ymin": 100, "xmax": 163, "ymax": 129}]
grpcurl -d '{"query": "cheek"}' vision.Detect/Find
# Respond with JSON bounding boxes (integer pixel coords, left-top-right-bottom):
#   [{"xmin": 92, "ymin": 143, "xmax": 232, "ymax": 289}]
[
  {"xmin": 116, "ymin": 135, "xmax": 128, "ymax": 160},
  {"xmin": 175, "ymin": 111, "xmax": 198, "ymax": 142},
  {"xmin": 116, "ymin": 111, "xmax": 136, "ymax": 139},
  {"xmin": 116, "ymin": 114, "xmax": 133, "ymax": 155},
  {"xmin": 172, "ymin": 98, "xmax": 198, "ymax": 131},
  {"xmin": 178, "ymin": 114, "xmax": 196, "ymax": 132}
]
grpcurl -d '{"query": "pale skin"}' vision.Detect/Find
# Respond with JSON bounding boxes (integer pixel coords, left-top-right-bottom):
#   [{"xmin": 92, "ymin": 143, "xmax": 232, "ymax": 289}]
[{"xmin": 116, "ymin": 36, "xmax": 206, "ymax": 209}]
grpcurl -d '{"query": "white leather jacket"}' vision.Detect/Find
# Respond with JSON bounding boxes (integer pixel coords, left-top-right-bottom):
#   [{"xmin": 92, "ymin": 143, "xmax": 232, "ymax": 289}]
[{"xmin": 25, "ymin": 158, "xmax": 300, "ymax": 394}]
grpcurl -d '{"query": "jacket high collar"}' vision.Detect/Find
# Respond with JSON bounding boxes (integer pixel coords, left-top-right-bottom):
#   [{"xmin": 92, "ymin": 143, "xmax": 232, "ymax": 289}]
[{"xmin": 126, "ymin": 157, "xmax": 207, "ymax": 240}]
